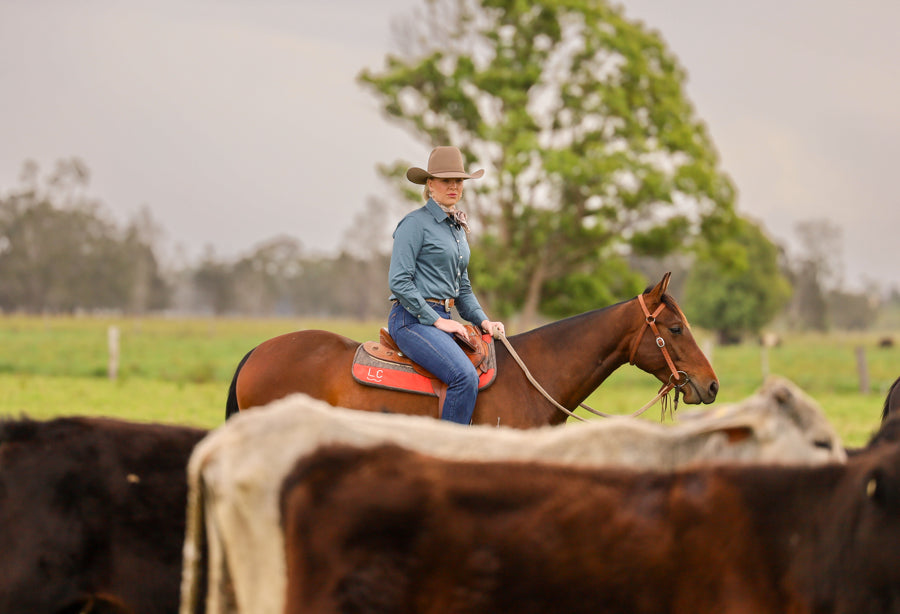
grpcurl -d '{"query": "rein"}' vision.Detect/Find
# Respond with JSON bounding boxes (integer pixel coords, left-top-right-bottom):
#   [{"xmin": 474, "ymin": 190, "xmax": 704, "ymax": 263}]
[{"xmin": 494, "ymin": 294, "xmax": 691, "ymax": 423}]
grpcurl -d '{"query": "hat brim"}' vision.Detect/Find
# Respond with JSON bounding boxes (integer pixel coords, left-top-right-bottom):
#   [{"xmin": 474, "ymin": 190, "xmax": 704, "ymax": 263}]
[{"xmin": 406, "ymin": 167, "xmax": 484, "ymax": 185}]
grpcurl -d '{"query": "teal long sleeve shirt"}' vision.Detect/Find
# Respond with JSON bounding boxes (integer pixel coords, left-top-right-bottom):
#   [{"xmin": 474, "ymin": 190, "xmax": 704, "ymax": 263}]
[{"xmin": 388, "ymin": 199, "xmax": 489, "ymax": 326}]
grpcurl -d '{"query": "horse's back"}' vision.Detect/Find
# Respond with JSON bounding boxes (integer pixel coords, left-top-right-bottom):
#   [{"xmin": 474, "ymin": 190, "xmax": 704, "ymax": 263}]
[{"xmin": 236, "ymin": 329, "xmax": 359, "ymax": 410}]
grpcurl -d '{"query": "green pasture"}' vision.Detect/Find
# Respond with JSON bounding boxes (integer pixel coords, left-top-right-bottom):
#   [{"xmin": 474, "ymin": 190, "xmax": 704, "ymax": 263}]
[{"xmin": 0, "ymin": 314, "xmax": 896, "ymax": 447}]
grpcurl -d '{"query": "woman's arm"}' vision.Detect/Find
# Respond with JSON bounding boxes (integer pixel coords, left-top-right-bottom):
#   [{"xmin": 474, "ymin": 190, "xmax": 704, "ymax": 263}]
[{"xmin": 388, "ymin": 216, "xmax": 438, "ymax": 325}]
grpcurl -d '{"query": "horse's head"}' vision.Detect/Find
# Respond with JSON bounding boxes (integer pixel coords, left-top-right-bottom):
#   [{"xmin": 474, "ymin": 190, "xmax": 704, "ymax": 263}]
[{"xmin": 628, "ymin": 273, "xmax": 719, "ymax": 405}]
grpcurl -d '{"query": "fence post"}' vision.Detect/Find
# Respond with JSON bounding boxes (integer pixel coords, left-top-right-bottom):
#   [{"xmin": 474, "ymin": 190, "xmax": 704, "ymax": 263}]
[{"xmin": 108, "ymin": 325, "xmax": 120, "ymax": 381}]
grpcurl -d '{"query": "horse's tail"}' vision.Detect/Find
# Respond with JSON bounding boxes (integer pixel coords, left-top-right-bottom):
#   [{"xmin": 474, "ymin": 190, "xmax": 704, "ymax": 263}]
[{"xmin": 225, "ymin": 349, "xmax": 255, "ymax": 421}]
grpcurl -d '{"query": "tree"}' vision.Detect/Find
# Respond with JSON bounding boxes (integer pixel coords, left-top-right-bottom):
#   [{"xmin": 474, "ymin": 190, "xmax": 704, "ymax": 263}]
[
  {"xmin": 794, "ymin": 219, "xmax": 844, "ymax": 292},
  {"xmin": 784, "ymin": 218, "xmax": 843, "ymax": 331},
  {"xmin": 339, "ymin": 196, "xmax": 395, "ymax": 319},
  {"xmin": 122, "ymin": 206, "xmax": 170, "ymax": 314},
  {"xmin": 683, "ymin": 218, "xmax": 791, "ymax": 344},
  {"xmin": 231, "ymin": 236, "xmax": 305, "ymax": 316},
  {"xmin": 0, "ymin": 159, "xmax": 170, "ymax": 313},
  {"xmin": 827, "ymin": 289, "xmax": 878, "ymax": 330},
  {"xmin": 359, "ymin": 0, "xmax": 737, "ymax": 326},
  {"xmin": 787, "ymin": 261, "xmax": 828, "ymax": 332},
  {"xmin": 191, "ymin": 247, "xmax": 235, "ymax": 315}
]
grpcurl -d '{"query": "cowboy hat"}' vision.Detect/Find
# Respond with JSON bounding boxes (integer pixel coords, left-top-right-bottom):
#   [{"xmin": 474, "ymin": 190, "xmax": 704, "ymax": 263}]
[{"xmin": 406, "ymin": 146, "xmax": 484, "ymax": 185}]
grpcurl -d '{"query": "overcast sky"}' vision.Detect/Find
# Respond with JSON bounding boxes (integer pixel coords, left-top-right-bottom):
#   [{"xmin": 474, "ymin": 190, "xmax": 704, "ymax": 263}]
[{"xmin": 1, "ymin": 0, "xmax": 898, "ymax": 290}]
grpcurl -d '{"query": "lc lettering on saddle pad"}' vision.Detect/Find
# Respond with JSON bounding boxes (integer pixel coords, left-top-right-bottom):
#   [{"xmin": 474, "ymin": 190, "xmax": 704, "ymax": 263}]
[{"xmin": 352, "ymin": 327, "xmax": 497, "ymax": 396}]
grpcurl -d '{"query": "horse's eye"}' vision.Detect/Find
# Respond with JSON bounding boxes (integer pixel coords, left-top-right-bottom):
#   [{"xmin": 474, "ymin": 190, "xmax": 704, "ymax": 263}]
[{"xmin": 669, "ymin": 326, "xmax": 682, "ymax": 335}]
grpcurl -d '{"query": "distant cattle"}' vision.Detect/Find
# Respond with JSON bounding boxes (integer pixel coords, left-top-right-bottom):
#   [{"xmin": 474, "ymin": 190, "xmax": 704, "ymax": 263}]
[
  {"xmin": 0, "ymin": 416, "xmax": 207, "ymax": 614},
  {"xmin": 280, "ymin": 438, "xmax": 900, "ymax": 614},
  {"xmin": 180, "ymin": 376, "xmax": 845, "ymax": 614},
  {"xmin": 759, "ymin": 331, "xmax": 782, "ymax": 348}
]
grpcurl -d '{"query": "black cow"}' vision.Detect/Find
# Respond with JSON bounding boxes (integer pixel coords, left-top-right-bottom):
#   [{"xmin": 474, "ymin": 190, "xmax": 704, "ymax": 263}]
[
  {"xmin": 0, "ymin": 416, "xmax": 207, "ymax": 614},
  {"xmin": 280, "ymin": 434, "xmax": 900, "ymax": 614}
]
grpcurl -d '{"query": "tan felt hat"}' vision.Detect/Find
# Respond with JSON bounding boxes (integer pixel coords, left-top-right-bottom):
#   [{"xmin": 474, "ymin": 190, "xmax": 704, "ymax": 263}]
[{"xmin": 406, "ymin": 146, "xmax": 485, "ymax": 184}]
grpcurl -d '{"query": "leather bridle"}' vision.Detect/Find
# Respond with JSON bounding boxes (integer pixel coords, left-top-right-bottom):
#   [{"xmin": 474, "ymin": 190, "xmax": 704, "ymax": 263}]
[
  {"xmin": 496, "ymin": 292, "xmax": 694, "ymax": 422},
  {"xmin": 628, "ymin": 293, "xmax": 690, "ymax": 396}
]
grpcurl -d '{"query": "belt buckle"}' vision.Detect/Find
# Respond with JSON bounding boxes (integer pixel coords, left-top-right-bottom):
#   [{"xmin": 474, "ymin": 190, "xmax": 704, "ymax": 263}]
[{"xmin": 443, "ymin": 298, "xmax": 451, "ymax": 311}]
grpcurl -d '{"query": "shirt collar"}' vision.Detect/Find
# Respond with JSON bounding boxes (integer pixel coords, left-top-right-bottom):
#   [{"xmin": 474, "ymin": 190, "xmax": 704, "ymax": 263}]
[{"xmin": 425, "ymin": 198, "xmax": 452, "ymax": 223}]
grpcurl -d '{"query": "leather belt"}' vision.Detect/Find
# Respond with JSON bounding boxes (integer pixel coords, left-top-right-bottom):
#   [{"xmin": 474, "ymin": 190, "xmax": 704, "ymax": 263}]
[
  {"xmin": 391, "ymin": 298, "xmax": 456, "ymax": 310},
  {"xmin": 426, "ymin": 298, "xmax": 455, "ymax": 310}
]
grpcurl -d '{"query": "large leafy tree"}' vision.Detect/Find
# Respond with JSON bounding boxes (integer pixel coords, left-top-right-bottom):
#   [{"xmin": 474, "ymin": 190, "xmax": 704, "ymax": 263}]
[
  {"xmin": 682, "ymin": 217, "xmax": 792, "ymax": 344},
  {"xmin": 360, "ymin": 0, "xmax": 737, "ymax": 325}
]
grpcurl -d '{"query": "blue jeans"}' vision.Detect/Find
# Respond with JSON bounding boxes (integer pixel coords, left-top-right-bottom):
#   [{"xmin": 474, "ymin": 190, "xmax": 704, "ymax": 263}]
[{"xmin": 388, "ymin": 302, "xmax": 479, "ymax": 424}]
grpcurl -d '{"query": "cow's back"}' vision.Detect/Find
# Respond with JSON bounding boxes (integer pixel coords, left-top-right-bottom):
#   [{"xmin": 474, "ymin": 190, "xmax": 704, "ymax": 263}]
[
  {"xmin": 279, "ymin": 444, "xmax": 798, "ymax": 614},
  {"xmin": 0, "ymin": 416, "xmax": 207, "ymax": 614},
  {"xmin": 182, "ymin": 376, "xmax": 845, "ymax": 614},
  {"xmin": 282, "ymin": 440, "xmax": 900, "ymax": 614}
]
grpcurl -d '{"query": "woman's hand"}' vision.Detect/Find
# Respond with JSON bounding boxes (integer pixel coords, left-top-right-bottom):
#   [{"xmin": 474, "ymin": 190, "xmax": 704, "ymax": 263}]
[
  {"xmin": 434, "ymin": 317, "xmax": 468, "ymax": 336},
  {"xmin": 481, "ymin": 320, "xmax": 506, "ymax": 338}
]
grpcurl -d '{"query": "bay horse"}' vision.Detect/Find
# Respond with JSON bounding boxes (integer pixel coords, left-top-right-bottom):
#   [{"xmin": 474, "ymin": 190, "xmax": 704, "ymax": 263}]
[{"xmin": 225, "ymin": 273, "xmax": 718, "ymax": 428}]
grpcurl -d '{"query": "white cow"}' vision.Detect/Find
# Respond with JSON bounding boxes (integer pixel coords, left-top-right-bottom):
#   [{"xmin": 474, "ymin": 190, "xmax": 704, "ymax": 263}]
[{"xmin": 180, "ymin": 375, "xmax": 845, "ymax": 614}]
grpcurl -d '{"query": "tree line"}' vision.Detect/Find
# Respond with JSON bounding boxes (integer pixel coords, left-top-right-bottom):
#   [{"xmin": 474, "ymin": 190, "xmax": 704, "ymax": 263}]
[
  {"xmin": 0, "ymin": 158, "xmax": 889, "ymax": 341},
  {"xmin": 0, "ymin": 159, "xmax": 393, "ymax": 320},
  {"xmin": 2, "ymin": 0, "xmax": 893, "ymax": 341}
]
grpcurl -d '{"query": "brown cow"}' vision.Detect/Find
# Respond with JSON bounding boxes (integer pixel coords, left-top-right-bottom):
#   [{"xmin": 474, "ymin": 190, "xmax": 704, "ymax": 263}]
[
  {"xmin": 181, "ymin": 379, "xmax": 846, "ymax": 614},
  {"xmin": 181, "ymin": 377, "xmax": 846, "ymax": 614},
  {"xmin": 280, "ymin": 437, "xmax": 900, "ymax": 614},
  {"xmin": 0, "ymin": 416, "xmax": 207, "ymax": 614}
]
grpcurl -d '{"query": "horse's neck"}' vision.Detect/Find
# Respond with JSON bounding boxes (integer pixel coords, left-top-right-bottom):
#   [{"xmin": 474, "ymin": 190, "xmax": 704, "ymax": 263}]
[{"xmin": 508, "ymin": 300, "xmax": 635, "ymax": 408}]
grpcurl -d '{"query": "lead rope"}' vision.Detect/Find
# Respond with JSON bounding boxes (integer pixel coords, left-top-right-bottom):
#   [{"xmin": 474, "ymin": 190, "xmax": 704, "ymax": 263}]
[{"xmin": 493, "ymin": 332, "xmax": 673, "ymax": 423}]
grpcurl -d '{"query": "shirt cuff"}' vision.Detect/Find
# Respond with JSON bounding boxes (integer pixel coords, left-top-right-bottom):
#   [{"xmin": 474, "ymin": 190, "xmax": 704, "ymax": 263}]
[{"xmin": 418, "ymin": 310, "xmax": 439, "ymax": 325}]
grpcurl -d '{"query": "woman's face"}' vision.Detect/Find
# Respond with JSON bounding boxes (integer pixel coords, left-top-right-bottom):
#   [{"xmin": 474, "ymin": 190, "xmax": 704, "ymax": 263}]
[{"xmin": 428, "ymin": 177, "xmax": 464, "ymax": 207}]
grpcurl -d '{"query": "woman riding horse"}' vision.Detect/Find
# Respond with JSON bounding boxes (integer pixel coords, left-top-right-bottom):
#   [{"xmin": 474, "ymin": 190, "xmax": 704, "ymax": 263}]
[
  {"xmin": 226, "ymin": 272, "xmax": 719, "ymax": 428},
  {"xmin": 387, "ymin": 146, "xmax": 504, "ymax": 425}
]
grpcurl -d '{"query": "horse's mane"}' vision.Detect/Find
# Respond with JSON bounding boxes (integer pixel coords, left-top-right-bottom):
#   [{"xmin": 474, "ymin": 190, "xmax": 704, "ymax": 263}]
[
  {"xmin": 647, "ymin": 288, "xmax": 690, "ymax": 329},
  {"xmin": 516, "ymin": 287, "xmax": 685, "ymax": 342},
  {"xmin": 641, "ymin": 282, "xmax": 680, "ymax": 311}
]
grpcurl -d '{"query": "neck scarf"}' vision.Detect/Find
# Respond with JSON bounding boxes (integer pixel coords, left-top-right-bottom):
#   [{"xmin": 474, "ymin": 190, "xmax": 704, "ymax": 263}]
[{"xmin": 438, "ymin": 203, "xmax": 470, "ymax": 234}]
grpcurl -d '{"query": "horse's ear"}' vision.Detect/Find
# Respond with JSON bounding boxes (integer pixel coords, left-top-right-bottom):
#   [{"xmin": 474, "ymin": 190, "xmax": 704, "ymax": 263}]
[{"xmin": 646, "ymin": 272, "xmax": 672, "ymax": 300}]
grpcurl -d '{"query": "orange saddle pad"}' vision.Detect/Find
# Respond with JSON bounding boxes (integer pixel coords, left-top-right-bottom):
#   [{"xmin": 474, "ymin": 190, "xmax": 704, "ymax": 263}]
[{"xmin": 352, "ymin": 327, "xmax": 497, "ymax": 396}]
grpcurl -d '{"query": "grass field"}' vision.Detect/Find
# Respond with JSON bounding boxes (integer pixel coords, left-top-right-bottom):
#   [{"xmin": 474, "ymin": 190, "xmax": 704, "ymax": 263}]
[{"xmin": 1, "ymin": 314, "xmax": 897, "ymax": 447}]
